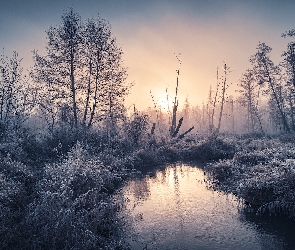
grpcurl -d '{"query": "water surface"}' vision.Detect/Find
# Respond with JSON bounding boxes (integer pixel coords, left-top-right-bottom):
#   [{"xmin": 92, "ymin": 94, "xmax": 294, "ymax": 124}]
[{"xmin": 121, "ymin": 163, "xmax": 294, "ymax": 249}]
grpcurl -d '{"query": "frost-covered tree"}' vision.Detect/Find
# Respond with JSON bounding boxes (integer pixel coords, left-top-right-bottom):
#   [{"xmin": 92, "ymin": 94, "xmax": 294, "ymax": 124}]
[
  {"xmin": 33, "ymin": 8, "xmax": 128, "ymax": 130},
  {"xmin": 237, "ymin": 69, "xmax": 263, "ymax": 133},
  {"xmin": 82, "ymin": 17, "xmax": 128, "ymax": 128},
  {"xmin": 281, "ymin": 30, "xmax": 295, "ymax": 130},
  {"xmin": 0, "ymin": 51, "xmax": 36, "ymax": 130},
  {"xmin": 33, "ymin": 9, "xmax": 83, "ymax": 129},
  {"xmin": 250, "ymin": 42, "xmax": 291, "ymax": 133},
  {"xmin": 282, "ymin": 30, "xmax": 295, "ymax": 91}
]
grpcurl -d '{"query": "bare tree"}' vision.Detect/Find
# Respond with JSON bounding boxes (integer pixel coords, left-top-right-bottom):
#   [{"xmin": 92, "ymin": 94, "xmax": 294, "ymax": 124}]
[
  {"xmin": 209, "ymin": 67, "xmax": 220, "ymax": 134},
  {"xmin": 33, "ymin": 8, "xmax": 82, "ymax": 129},
  {"xmin": 281, "ymin": 31, "xmax": 295, "ymax": 130},
  {"xmin": 32, "ymin": 9, "xmax": 129, "ymax": 131},
  {"xmin": 83, "ymin": 17, "xmax": 128, "ymax": 128},
  {"xmin": 216, "ymin": 63, "xmax": 230, "ymax": 134},
  {"xmin": 237, "ymin": 69, "xmax": 264, "ymax": 133},
  {"xmin": 282, "ymin": 30, "xmax": 295, "ymax": 91},
  {"xmin": 250, "ymin": 42, "xmax": 290, "ymax": 133},
  {"xmin": 170, "ymin": 54, "xmax": 181, "ymax": 136},
  {"xmin": 0, "ymin": 51, "xmax": 36, "ymax": 130}
]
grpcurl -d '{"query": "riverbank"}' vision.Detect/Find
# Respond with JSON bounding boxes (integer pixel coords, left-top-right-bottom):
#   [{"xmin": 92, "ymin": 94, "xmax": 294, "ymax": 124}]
[
  {"xmin": 0, "ymin": 142, "xmax": 138, "ymax": 249},
  {"xmin": 2, "ymin": 132, "xmax": 294, "ymax": 249},
  {"xmin": 134, "ymin": 133, "xmax": 295, "ymax": 220},
  {"xmin": 130, "ymin": 134, "xmax": 235, "ymax": 170},
  {"xmin": 0, "ymin": 131, "xmax": 238, "ymax": 250},
  {"xmin": 205, "ymin": 134, "xmax": 295, "ymax": 219}
]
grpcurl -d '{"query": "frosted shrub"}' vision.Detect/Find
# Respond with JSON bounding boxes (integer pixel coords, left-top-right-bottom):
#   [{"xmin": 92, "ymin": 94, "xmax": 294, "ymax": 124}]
[
  {"xmin": 206, "ymin": 136, "xmax": 295, "ymax": 219},
  {"xmin": 24, "ymin": 143, "xmax": 127, "ymax": 249},
  {"xmin": 123, "ymin": 112, "xmax": 149, "ymax": 146},
  {"xmin": 132, "ymin": 148, "xmax": 163, "ymax": 168},
  {"xmin": 233, "ymin": 150, "xmax": 273, "ymax": 166},
  {"xmin": 0, "ymin": 173, "xmax": 21, "ymax": 229},
  {"xmin": 206, "ymin": 160, "xmax": 239, "ymax": 185},
  {"xmin": 0, "ymin": 130, "xmax": 26, "ymax": 161},
  {"xmin": 242, "ymin": 169, "xmax": 295, "ymax": 218},
  {"xmin": 194, "ymin": 137, "xmax": 236, "ymax": 159},
  {"xmin": 0, "ymin": 157, "xmax": 34, "ymax": 249}
]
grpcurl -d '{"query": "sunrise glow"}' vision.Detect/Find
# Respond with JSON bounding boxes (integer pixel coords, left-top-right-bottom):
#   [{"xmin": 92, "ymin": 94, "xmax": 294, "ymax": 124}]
[
  {"xmin": 1, "ymin": 2, "xmax": 295, "ymax": 249},
  {"xmin": 1, "ymin": 1, "xmax": 292, "ymax": 111}
]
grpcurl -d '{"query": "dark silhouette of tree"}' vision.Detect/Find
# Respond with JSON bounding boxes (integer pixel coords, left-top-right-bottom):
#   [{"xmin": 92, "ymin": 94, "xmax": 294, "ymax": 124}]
[
  {"xmin": 170, "ymin": 54, "xmax": 181, "ymax": 136},
  {"xmin": 281, "ymin": 30, "xmax": 295, "ymax": 130},
  {"xmin": 250, "ymin": 42, "xmax": 291, "ymax": 133},
  {"xmin": 83, "ymin": 17, "xmax": 128, "ymax": 129},
  {"xmin": 216, "ymin": 63, "xmax": 230, "ymax": 134},
  {"xmin": 32, "ymin": 9, "xmax": 128, "ymax": 130}
]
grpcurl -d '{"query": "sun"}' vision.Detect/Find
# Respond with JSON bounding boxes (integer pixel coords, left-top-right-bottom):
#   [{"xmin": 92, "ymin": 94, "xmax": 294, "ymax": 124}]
[{"xmin": 158, "ymin": 95, "xmax": 174, "ymax": 112}]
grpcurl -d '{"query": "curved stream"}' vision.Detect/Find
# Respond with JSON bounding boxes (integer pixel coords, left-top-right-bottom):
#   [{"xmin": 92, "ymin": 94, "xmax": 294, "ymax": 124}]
[{"xmin": 120, "ymin": 163, "xmax": 294, "ymax": 250}]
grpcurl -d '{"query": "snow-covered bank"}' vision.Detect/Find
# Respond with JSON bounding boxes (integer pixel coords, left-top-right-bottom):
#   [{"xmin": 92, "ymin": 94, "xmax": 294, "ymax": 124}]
[
  {"xmin": 2, "ymin": 132, "xmax": 294, "ymax": 249},
  {"xmin": 0, "ymin": 143, "xmax": 136, "ymax": 250},
  {"xmin": 205, "ymin": 135, "xmax": 295, "ymax": 220}
]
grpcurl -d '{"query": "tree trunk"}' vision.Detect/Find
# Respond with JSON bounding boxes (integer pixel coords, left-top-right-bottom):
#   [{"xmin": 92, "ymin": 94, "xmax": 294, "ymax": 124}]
[
  {"xmin": 247, "ymin": 81, "xmax": 255, "ymax": 132},
  {"xmin": 178, "ymin": 126, "xmax": 194, "ymax": 139},
  {"xmin": 264, "ymin": 63, "xmax": 291, "ymax": 133},
  {"xmin": 83, "ymin": 58, "xmax": 92, "ymax": 126},
  {"xmin": 216, "ymin": 63, "xmax": 227, "ymax": 134},
  {"xmin": 170, "ymin": 69, "xmax": 179, "ymax": 136},
  {"xmin": 289, "ymin": 92, "xmax": 295, "ymax": 130},
  {"xmin": 289, "ymin": 44, "xmax": 295, "ymax": 91},
  {"xmin": 88, "ymin": 57, "xmax": 100, "ymax": 128},
  {"xmin": 210, "ymin": 67, "xmax": 219, "ymax": 134},
  {"xmin": 172, "ymin": 117, "xmax": 183, "ymax": 137},
  {"xmin": 151, "ymin": 122, "xmax": 156, "ymax": 135},
  {"xmin": 70, "ymin": 47, "xmax": 78, "ymax": 128}
]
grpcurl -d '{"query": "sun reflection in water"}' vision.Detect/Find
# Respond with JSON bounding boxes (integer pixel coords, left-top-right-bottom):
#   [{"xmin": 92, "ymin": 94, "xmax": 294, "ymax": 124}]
[{"xmin": 122, "ymin": 163, "xmax": 284, "ymax": 250}]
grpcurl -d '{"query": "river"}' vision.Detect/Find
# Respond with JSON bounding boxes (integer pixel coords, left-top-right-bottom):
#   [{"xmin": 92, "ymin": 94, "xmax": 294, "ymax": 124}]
[{"xmin": 120, "ymin": 162, "xmax": 295, "ymax": 250}]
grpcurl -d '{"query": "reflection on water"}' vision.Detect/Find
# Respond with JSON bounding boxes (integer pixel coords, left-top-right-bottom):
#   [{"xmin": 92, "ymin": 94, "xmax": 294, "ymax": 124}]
[{"xmin": 121, "ymin": 163, "xmax": 293, "ymax": 250}]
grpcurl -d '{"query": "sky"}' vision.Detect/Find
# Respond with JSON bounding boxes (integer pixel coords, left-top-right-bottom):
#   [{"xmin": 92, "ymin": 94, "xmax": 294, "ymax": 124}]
[{"xmin": 1, "ymin": 0, "xmax": 295, "ymax": 111}]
